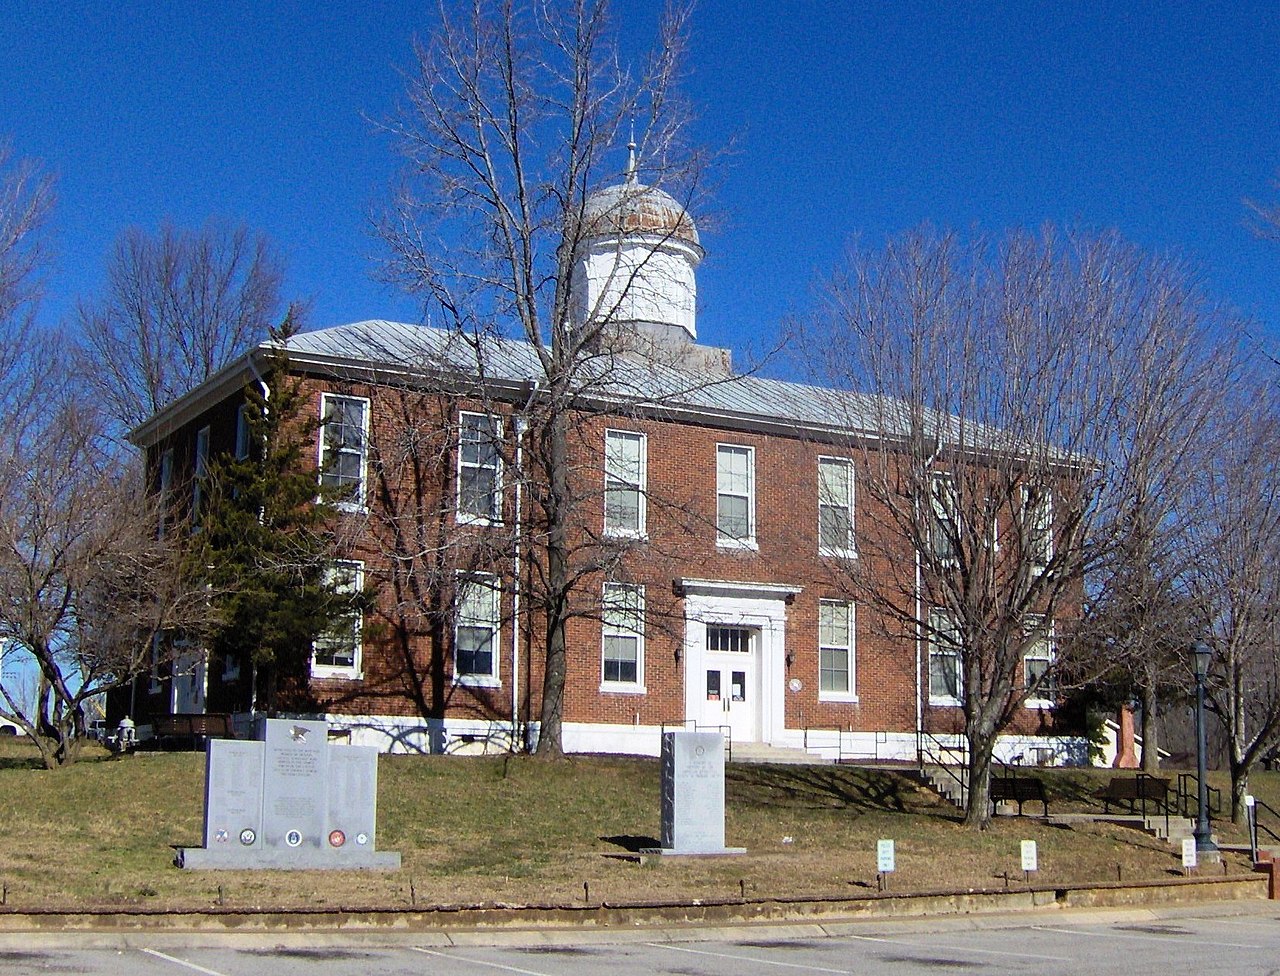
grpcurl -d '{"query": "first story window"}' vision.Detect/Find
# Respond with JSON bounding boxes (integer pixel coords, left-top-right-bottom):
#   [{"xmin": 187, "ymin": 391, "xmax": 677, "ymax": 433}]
[
  {"xmin": 818, "ymin": 600, "xmax": 855, "ymax": 698},
  {"xmin": 928, "ymin": 609, "xmax": 963, "ymax": 704},
  {"xmin": 1023, "ymin": 616, "xmax": 1055, "ymax": 705},
  {"xmin": 455, "ymin": 573, "xmax": 500, "ymax": 684},
  {"xmin": 312, "ymin": 561, "xmax": 364, "ymax": 676},
  {"xmin": 601, "ymin": 582, "xmax": 645, "ymax": 688},
  {"xmin": 319, "ymin": 394, "xmax": 369, "ymax": 508}
]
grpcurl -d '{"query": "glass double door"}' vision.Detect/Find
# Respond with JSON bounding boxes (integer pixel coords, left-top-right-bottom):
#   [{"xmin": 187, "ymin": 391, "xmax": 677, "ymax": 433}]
[{"xmin": 700, "ymin": 625, "xmax": 759, "ymax": 742}]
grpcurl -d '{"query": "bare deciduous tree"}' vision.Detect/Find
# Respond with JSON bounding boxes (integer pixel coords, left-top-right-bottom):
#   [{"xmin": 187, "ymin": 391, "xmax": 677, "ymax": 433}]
[
  {"xmin": 0, "ymin": 366, "xmax": 215, "ymax": 768},
  {"xmin": 808, "ymin": 227, "xmax": 1230, "ymax": 826},
  {"xmin": 1182, "ymin": 374, "xmax": 1280, "ymax": 822},
  {"xmin": 77, "ymin": 219, "xmax": 284, "ymax": 436},
  {"xmin": 380, "ymin": 0, "xmax": 714, "ymax": 756}
]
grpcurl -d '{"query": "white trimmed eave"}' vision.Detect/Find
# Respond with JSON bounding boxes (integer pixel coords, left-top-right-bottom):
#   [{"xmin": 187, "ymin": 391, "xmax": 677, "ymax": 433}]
[{"xmin": 127, "ymin": 350, "xmax": 262, "ymax": 450}]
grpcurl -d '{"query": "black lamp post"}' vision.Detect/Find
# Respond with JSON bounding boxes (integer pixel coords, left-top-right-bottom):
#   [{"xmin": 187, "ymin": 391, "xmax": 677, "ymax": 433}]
[{"xmin": 1192, "ymin": 641, "xmax": 1218, "ymax": 856}]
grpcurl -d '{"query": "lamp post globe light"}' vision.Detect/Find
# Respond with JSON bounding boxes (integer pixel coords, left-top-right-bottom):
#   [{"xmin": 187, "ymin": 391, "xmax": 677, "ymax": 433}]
[{"xmin": 1192, "ymin": 641, "xmax": 1218, "ymax": 856}]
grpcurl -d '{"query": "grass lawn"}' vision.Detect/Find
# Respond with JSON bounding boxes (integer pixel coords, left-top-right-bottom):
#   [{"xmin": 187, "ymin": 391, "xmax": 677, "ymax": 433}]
[{"xmin": 0, "ymin": 739, "xmax": 1264, "ymax": 912}]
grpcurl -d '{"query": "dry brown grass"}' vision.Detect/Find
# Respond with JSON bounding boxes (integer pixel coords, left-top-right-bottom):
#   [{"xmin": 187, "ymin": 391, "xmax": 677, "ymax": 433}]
[{"xmin": 0, "ymin": 740, "xmax": 1259, "ymax": 912}]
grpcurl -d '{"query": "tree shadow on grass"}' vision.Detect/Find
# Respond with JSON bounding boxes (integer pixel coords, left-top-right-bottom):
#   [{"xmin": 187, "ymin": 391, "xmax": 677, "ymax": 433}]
[
  {"xmin": 726, "ymin": 765, "xmax": 952, "ymax": 819},
  {"xmin": 600, "ymin": 833, "xmax": 661, "ymax": 852}
]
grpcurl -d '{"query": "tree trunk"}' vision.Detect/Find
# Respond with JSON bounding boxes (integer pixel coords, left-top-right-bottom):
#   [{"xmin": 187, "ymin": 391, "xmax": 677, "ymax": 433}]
[
  {"xmin": 1140, "ymin": 681, "xmax": 1161, "ymax": 774},
  {"xmin": 1230, "ymin": 735, "xmax": 1248, "ymax": 825},
  {"xmin": 962, "ymin": 723, "xmax": 997, "ymax": 828},
  {"xmin": 535, "ymin": 408, "xmax": 570, "ymax": 758}
]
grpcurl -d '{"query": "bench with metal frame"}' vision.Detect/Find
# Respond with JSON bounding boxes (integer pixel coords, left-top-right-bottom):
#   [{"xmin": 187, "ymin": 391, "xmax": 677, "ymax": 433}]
[{"xmin": 990, "ymin": 773, "xmax": 1049, "ymax": 817}]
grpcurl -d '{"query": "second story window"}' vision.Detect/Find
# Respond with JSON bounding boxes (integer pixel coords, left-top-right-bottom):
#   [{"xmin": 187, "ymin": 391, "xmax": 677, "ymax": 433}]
[
  {"xmin": 192, "ymin": 426, "xmax": 210, "ymax": 525},
  {"xmin": 818, "ymin": 457, "xmax": 854, "ymax": 556},
  {"xmin": 1022, "ymin": 484, "xmax": 1053, "ymax": 571},
  {"xmin": 930, "ymin": 472, "xmax": 958, "ymax": 566},
  {"xmin": 716, "ymin": 444, "xmax": 755, "ymax": 547},
  {"xmin": 457, "ymin": 412, "xmax": 503, "ymax": 523},
  {"xmin": 158, "ymin": 447, "xmax": 175, "ymax": 535},
  {"xmin": 234, "ymin": 404, "xmax": 251, "ymax": 460},
  {"xmin": 604, "ymin": 430, "xmax": 646, "ymax": 537},
  {"xmin": 319, "ymin": 394, "xmax": 369, "ymax": 508}
]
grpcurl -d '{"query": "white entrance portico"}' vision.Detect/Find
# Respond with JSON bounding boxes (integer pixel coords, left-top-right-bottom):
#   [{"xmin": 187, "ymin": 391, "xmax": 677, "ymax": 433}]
[{"xmin": 676, "ymin": 578, "xmax": 801, "ymax": 746}]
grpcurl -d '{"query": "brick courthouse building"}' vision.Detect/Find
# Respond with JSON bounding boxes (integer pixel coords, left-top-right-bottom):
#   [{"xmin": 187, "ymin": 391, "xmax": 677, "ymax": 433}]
[{"xmin": 124, "ymin": 174, "xmax": 1085, "ymax": 764}]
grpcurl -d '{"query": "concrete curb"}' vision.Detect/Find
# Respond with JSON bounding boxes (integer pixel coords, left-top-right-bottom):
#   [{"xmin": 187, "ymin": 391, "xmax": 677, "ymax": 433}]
[{"xmin": 0, "ymin": 873, "xmax": 1264, "ymax": 947}]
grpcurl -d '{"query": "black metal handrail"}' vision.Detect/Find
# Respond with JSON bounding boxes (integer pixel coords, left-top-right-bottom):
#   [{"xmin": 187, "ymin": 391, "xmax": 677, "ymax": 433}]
[
  {"xmin": 1176, "ymin": 772, "xmax": 1223, "ymax": 819},
  {"xmin": 1250, "ymin": 796, "xmax": 1280, "ymax": 845},
  {"xmin": 917, "ymin": 729, "xmax": 969, "ymax": 806}
]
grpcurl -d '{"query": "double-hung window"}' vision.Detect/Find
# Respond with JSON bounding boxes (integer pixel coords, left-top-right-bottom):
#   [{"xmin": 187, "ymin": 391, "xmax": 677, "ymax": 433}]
[
  {"xmin": 158, "ymin": 447, "xmax": 175, "ymax": 535},
  {"xmin": 1023, "ymin": 615, "xmax": 1055, "ymax": 706},
  {"xmin": 457, "ymin": 412, "xmax": 503, "ymax": 523},
  {"xmin": 234, "ymin": 404, "xmax": 251, "ymax": 460},
  {"xmin": 1023, "ymin": 484, "xmax": 1053, "ymax": 571},
  {"xmin": 601, "ymin": 582, "xmax": 645, "ymax": 690},
  {"xmin": 319, "ymin": 394, "xmax": 369, "ymax": 508},
  {"xmin": 192, "ymin": 426, "xmax": 210, "ymax": 525},
  {"xmin": 928, "ymin": 609, "xmax": 963, "ymax": 705},
  {"xmin": 716, "ymin": 444, "xmax": 755, "ymax": 547},
  {"xmin": 604, "ymin": 430, "xmax": 646, "ymax": 537},
  {"xmin": 930, "ymin": 472, "xmax": 957, "ymax": 566},
  {"xmin": 818, "ymin": 600, "xmax": 856, "ymax": 699},
  {"xmin": 312, "ymin": 561, "xmax": 364, "ymax": 677},
  {"xmin": 818, "ymin": 457, "xmax": 855, "ymax": 556},
  {"xmin": 455, "ymin": 573, "xmax": 500, "ymax": 685}
]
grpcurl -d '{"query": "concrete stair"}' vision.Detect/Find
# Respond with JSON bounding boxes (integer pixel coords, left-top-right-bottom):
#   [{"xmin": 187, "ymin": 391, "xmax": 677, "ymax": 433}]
[
  {"xmin": 729, "ymin": 742, "xmax": 828, "ymax": 765},
  {"xmin": 914, "ymin": 765, "xmax": 968, "ymax": 809}
]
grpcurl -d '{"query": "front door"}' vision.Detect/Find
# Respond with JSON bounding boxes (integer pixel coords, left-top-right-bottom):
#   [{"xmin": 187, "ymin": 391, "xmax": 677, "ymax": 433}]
[
  {"xmin": 171, "ymin": 646, "xmax": 206, "ymax": 714},
  {"xmin": 700, "ymin": 625, "xmax": 758, "ymax": 742}
]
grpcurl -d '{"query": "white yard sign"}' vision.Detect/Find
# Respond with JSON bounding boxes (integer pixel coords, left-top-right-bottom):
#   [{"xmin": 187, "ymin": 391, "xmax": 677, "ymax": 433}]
[
  {"xmin": 1181, "ymin": 837, "xmax": 1198, "ymax": 869},
  {"xmin": 1020, "ymin": 840, "xmax": 1038, "ymax": 873},
  {"xmin": 877, "ymin": 839, "xmax": 896, "ymax": 873}
]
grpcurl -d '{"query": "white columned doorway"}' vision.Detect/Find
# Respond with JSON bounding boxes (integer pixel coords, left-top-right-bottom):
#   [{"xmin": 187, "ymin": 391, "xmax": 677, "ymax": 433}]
[{"xmin": 677, "ymin": 579, "xmax": 801, "ymax": 747}]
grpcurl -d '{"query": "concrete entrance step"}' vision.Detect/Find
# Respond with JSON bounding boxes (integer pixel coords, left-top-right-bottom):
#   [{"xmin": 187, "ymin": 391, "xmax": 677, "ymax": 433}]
[{"xmin": 730, "ymin": 742, "xmax": 828, "ymax": 765}]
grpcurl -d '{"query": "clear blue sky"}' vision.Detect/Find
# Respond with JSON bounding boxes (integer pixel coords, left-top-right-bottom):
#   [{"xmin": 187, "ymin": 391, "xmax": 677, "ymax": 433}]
[{"xmin": 3, "ymin": 1, "xmax": 1278, "ymax": 359}]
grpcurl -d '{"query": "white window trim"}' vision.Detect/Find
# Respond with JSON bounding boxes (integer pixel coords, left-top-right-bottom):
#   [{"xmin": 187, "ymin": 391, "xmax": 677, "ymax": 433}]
[
  {"xmin": 716, "ymin": 443, "xmax": 757, "ymax": 550},
  {"xmin": 317, "ymin": 393, "xmax": 371, "ymax": 512},
  {"xmin": 158, "ymin": 447, "xmax": 175, "ymax": 535},
  {"xmin": 928, "ymin": 609, "xmax": 964, "ymax": 707},
  {"xmin": 453, "ymin": 572, "xmax": 501, "ymax": 688},
  {"xmin": 455, "ymin": 411, "xmax": 504, "ymax": 526},
  {"xmin": 234, "ymin": 403, "xmax": 251, "ymax": 460},
  {"xmin": 817, "ymin": 456, "xmax": 856, "ymax": 558},
  {"xmin": 192, "ymin": 426, "xmax": 210, "ymax": 525},
  {"xmin": 600, "ymin": 582, "xmax": 646, "ymax": 693},
  {"xmin": 311, "ymin": 560, "xmax": 364, "ymax": 680},
  {"xmin": 930, "ymin": 471, "xmax": 958, "ymax": 567},
  {"xmin": 603, "ymin": 429, "xmax": 648, "ymax": 539},
  {"xmin": 1022, "ymin": 484, "xmax": 1054, "ymax": 570},
  {"xmin": 1023, "ymin": 616, "xmax": 1055, "ymax": 708},
  {"xmin": 818, "ymin": 600, "xmax": 857, "ymax": 702}
]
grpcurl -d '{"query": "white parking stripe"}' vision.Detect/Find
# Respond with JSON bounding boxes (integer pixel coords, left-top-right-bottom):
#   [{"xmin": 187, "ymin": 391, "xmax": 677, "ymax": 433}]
[
  {"xmin": 410, "ymin": 946, "xmax": 558, "ymax": 976},
  {"xmin": 140, "ymin": 948, "xmax": 231, "ymax": 976},
  {"xmin": 1032, "ymin": 925, "xmax": 1264, "ymax": 950},
  {"xmin": 845, "ymin": 934, "xmax": 1072, "ymax": 963},
  {"xmin": 645, "ymin": 942, "xmax": 850, "ymax": 973}
]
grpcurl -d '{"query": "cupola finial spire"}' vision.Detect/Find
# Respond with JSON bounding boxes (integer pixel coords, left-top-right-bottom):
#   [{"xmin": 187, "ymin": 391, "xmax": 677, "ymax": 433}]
[{"xmin": 625, "ymin": 120, "xmax": 637, "ymax": 184}]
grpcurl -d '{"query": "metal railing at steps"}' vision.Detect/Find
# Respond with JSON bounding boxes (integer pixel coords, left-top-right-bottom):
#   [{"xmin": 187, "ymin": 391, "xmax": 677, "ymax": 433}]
[
  {"xmin": 660, "ymin": 719, "xmax": 733, "ymax": 762},
  {"xmin": 916, "ymin": 729, "xmax": 969, "ymax": 807},
  {"xmin": 801, "ymin": 727, "xmax": 893, "ymax": 764},
  {"xmin": 1176, "ymin": 772, "xmax": 1223, "ymax": 820},
  {"xmin": 1249, "ymin": 796, "xmax": 1280, "ymax": 846}
]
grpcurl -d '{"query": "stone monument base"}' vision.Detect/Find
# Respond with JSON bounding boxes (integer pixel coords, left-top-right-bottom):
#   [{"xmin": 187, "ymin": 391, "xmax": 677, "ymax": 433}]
[
  {"xmin": 177, "ymin": 847, "xmax": 401, "ymax": 870},
  {"xmin": 638, "ymin": 846, "xmax": 746, "ymax": 858}
]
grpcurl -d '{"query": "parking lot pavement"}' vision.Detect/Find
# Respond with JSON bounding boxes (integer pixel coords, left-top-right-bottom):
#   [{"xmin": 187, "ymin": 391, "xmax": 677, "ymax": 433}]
[{"xmin": 4, "ymin": 904, "xmax": 1279, "ymax": 975}]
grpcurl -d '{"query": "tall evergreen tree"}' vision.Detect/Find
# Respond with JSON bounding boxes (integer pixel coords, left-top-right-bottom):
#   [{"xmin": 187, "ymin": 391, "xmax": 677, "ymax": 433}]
[{"xmin": 195, "ymin": 313, "xmax": 365, "ymax": 712}]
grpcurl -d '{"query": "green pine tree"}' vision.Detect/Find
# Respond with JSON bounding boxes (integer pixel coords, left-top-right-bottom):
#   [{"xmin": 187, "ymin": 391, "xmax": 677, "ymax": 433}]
[{"xmin": 195, "ymin": 312, "xmax": 366, "ymax": 713}]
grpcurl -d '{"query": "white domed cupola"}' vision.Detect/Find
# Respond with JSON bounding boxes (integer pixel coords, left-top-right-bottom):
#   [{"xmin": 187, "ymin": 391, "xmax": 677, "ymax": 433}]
[{"xmin": 571, "ymin": 145, "xmax": 703, "ymax": 349}]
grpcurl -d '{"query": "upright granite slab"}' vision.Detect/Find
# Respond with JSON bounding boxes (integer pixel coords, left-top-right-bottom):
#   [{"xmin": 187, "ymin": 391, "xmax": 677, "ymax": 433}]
[
  {"xmin": 655, "ymin": 730, "xmax": 745, "ymax": 856},
  {"xmin": 178, "ymin": 718, "xmax": 400, "ymax": 870}
]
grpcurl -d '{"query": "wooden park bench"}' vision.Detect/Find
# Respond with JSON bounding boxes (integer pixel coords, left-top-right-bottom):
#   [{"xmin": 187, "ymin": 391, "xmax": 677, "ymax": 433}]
[
  {"xmin": 152, "ymin": 713, "xmax": 236, "ymax": 750},
  {"xmin": 990, "ymin": 774, "xmax": 1049, "ymax": 817},
  {"xmin": 1095, "ymin": 773, "xmax": 1170, "ymax": 816}
]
